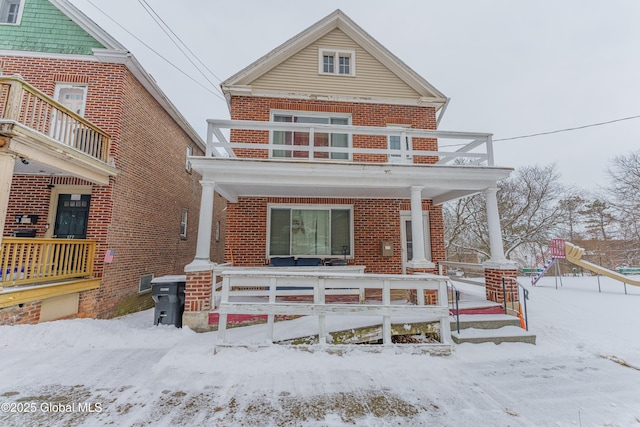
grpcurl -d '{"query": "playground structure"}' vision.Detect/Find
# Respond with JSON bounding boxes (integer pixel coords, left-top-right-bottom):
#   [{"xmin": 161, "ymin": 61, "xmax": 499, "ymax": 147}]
[{"xmin": 530, "ymin": 239, "xmax": 640, "ymax": 288}]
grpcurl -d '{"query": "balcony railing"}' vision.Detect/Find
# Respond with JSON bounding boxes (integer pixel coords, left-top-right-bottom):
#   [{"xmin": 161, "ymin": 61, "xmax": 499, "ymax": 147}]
[
  {"xmin": 0, "ymin": 75, "xmax": 110, "ymax": 163},
  {"xmin": 0, "ymin": 238, "xmax": 96, "ymax": 288},
  {"xmin": 207, "ymin": 119, "xmax": 495, "ymax": 166}
]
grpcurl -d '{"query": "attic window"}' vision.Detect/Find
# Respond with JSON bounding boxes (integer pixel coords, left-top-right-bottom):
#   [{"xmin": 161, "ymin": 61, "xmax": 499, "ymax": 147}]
[
  {"xmin": 319, "ymin": 48, "xmax": 355, "ymax": 76},
  {"xmin": 0, "ymin": 0, "xmax": 24, "ymax": 25}
]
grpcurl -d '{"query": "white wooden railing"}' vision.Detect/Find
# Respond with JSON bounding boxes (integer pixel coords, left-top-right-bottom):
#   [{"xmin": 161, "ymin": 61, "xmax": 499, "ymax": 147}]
[
  {"xmin": 215, "ymin": 270, "xmax": 452, "ymax": 351},
  {"xmin": 207, "ymin": 119, "xmax": 494, "ymax": 166},
  {"xmin": 0, "ymin": 75, "xmax": 111, "ymax": 163}
]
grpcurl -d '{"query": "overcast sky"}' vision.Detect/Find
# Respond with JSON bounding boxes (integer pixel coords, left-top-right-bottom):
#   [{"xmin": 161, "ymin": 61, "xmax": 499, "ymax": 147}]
[{"xmin": 70, "ymin": 0, "xmax": 640, "ymax": 190}]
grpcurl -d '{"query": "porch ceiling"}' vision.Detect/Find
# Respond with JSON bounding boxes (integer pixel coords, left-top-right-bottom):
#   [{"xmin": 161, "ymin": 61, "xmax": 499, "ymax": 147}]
[
  {"xmin": 1, "ymin": 121, "xmax": 118, "ymax": 185},
  {"xmin": 189, "ymin": 157, "xmax": 513, "ymax": 205}
]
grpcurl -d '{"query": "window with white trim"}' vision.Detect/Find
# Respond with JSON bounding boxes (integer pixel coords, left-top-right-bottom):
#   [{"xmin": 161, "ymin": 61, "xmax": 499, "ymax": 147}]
[
  {"xmin": 319, "ymin": 48, "xmax": 355, "ymax": 76},
  {"xmin": 180, "ymin": 208, "xmax": 188, "ymax": 238},
  {"xmin": 271, "ymin": 112, "xmax": 350, "ymax": 160},
  {"xmin": 185, "ymin": 145, "xmax": 192, "ymax": 172},
  {"xmin": 268, "ymin": 206, "xmax": 352, "ymax": 257},
  {"xmin": 0, "ymin": 0, "xmax": 23, "ymax": 25},
  {"xmin": 387, "ymin": 124, "xmax": 413, "ymax": 164}
]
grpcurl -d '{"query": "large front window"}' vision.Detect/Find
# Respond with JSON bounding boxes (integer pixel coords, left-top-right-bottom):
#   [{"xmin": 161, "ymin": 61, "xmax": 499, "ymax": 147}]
[
  {"xmin": 269, "ymin": 207, "xmax": 352, "ymax": 257},
  {"xmin": 272, "ymin": 112, "xmax": 349, "ymax": 160}
]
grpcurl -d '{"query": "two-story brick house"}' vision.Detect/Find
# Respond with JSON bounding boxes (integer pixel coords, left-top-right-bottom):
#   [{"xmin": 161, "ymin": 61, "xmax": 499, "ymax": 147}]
[
  {"xmin": 182, "ymin": 10, "xmax": 517, "ymax": 331},
  {"xmin": 0, "ymin": 0, "xmax": 224, "ymax": 324}
]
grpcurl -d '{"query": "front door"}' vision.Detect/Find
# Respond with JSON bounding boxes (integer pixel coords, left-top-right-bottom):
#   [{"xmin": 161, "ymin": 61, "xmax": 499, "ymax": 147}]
[
  {"xmin": 53, "ymin": 194, "xmax": 90, "ymax": 239},
  {"xmin": 400, "ymin": 212, "xmax": 431, "ymax": 274}
]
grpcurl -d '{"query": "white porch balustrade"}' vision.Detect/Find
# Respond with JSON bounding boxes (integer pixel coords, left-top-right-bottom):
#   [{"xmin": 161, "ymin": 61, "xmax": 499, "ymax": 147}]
[{"xmin": 215, "ymin": 269, "xmax": 452, "ymax": 353}]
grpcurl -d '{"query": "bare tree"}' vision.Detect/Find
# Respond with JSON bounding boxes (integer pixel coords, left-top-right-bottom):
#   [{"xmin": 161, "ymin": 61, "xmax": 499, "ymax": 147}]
[
  {"xmin": 579, "ymin": 198, "xmax": 617, "ymax": 241},
  {"xmin": 557, "ymin": 190, "xmax": 588, "ymax": 242},
  {"xmin": 444, "ymin": 164, "xmax": 566, "ymax": 260},
  {"xmin": 606, "ymin": 150, "xmax": 640, "ymax": 264}
]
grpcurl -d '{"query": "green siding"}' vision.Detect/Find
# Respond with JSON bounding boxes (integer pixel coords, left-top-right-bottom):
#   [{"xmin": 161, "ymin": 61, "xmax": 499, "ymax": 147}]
[{"xmin": 0, "ymin": 0, "xmax": 105, "ymax": 54}]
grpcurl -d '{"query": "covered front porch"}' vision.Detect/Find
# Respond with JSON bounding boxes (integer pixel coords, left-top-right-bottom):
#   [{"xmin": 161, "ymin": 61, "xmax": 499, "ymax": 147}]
[
  {"xmin": 0, "ymin": 75, "xmax": 117, "ymax": 320},
  {"xmin": 182, "ymin": 119, "xmax": 518, "ymax": 332}
]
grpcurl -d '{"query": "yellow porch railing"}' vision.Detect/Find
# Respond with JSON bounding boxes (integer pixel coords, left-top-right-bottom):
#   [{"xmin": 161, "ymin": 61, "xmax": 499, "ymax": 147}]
[
  {"xmin": 0, "ymin": 238, "xmax": 96, "ymax": 287},
  {"xmin": 0, "ymin": 75, "xmax": 111, "ymax": 163}
]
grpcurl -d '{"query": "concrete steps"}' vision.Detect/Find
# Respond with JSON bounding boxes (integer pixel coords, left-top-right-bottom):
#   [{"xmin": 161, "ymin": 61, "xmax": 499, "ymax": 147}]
[{"xmin": 450, "ymin": 314, "xmax": 536, "ymax": 345}]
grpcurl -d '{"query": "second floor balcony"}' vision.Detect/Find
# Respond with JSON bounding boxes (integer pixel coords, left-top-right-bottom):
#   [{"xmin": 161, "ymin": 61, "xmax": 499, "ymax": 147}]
[
  {"xmin": 190, "ymin": 119, "xmax": 511, "ymax": 205},
  {"xmin": 0, "ymin": 75, "xmax": 117, "ymax": 185},
  {"xmin": 207, "ymin": 119, "xmax": 496, "ymax": 166}
]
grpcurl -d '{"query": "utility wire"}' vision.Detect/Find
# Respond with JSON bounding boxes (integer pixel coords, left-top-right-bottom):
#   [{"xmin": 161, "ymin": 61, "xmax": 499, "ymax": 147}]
[
  {"xmin": 493, "ymin": 115, "xmax": 640, "ymax": 142},
  {"xmin": 440, "ymin": 114, "xmax": 640, "ymax": 148},
  {"xmin": 85, "ymin": 0, "xmax": 226, "ymax": 102},
  {"xmin": 137, "ymin": 0, "xmax": 225, "ymax": 97}
]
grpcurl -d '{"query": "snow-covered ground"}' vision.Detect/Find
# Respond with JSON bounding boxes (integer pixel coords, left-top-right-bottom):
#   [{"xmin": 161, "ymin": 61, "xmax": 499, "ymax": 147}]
[{"xmin": 1, "ymin": 275, "xmax": 639, "ymax": 426}]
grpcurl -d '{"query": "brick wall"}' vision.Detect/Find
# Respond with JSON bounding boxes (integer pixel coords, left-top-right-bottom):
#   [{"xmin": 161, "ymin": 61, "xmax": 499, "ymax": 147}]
[
  {"xmin": 485, "ymin": 268, "xmax": 519, "ymax": 303},
  {"xmin": 225, "ymin": 197, "xmax": 445, "ymax": 274},
  {"xmin": 0, "ymin": 301, "xmax": 42, "ymax": 325},
  {"xmin": 185, "ymin": 270, "xmax": 213, "ymax": 312},
  {"xmin": 229, "ymin": 96, "xmax": 438, "ymax": 163},
  {"xmin": 1, "ymin": 55, "xmax": 213, "ymax": 321},
  {"xmin": 222, "ymin": 95, "xmax": 443, "ymax": 274}
]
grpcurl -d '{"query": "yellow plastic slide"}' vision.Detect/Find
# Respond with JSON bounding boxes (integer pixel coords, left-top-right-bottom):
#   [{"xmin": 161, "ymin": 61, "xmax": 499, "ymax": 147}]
[{"xmin": 564, "ymin": 242, "xmax": 640, "ymax": 287}]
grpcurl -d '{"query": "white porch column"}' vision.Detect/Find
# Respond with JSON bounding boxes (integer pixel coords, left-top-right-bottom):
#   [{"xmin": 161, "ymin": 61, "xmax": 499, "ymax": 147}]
[
  {"xmin": 409, "ymin": 186, "xmax": 427, "ymax": 263},
  {"xmin": 406, "ymin": 185, "xmax": 434, "ymax": 270},
  {"xmin": 187, "ymin": 180, "xmax": 215, "ymax": 268},
  {"xmin": 0, "ymin": 152, "xmax": 16, "ymax": 239},
  {"xmin": 484, "ymin": 187, "xmax": 506, "ymax": 261}
]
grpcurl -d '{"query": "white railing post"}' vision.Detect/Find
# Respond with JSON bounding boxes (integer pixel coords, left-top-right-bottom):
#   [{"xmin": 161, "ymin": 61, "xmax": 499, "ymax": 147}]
[
  {"xmin": 309, "ymin": 127, "xmax": 315, "ymax": 159},
  {"xmin": 317, "ymin": 278, "xmax": 326, "ymax": 345},
  {"xmin": 382, "ymin": 279, "xmax": 391, "ymax": 345},
  {"xmin": 486, "ymin": 135, "xmax": 494, "ymax": 166},
  {"xmin": 438, "ymin": 280, "xmax": 452, "ymax": 344},
  {"xmin": 217, "ymin": 276, "xmax": 230, "ymax": 345},
  {"xmin": 267, "ymin": 277, "xmax": 277, "ymax": 344}
]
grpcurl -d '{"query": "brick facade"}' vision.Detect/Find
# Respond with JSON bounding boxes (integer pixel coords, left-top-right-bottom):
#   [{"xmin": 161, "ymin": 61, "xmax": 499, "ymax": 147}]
[
  {"xmin": 185, "ymin": 270, "xmax": 213, "ymax": 313},
  {"xmin": 484, "ymin": 268, "xmax": 519, "ymax": 303},
  {"xmin": 229, "ymin": 96, "xmax": 438, "ymax": 163},
  {"xmin": 219, "ymin": 95, "xmax": 444, "ymax": 275},
  {"xmin": 1, "ymin": 54, "xmax": 218, "ymax": 324},
  {"xmin": 225, "ymin": 197, "xmax": 445, "ymax": 275}
]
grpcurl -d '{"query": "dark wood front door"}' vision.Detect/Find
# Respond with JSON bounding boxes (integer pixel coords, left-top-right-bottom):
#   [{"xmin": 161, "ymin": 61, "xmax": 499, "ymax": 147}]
[{"xmin": 54, "ymin": 194, "xmax": 90, "ymax": 239}]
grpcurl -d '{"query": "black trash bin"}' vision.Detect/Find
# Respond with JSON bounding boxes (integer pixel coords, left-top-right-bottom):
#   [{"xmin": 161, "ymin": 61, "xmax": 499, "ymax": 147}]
[{"xmin": 151, "ymin": 275, "xmax": 186, "ymax": 328}]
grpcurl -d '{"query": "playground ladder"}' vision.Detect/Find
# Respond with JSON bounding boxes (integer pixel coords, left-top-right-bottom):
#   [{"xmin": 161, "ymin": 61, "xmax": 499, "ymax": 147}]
[{"xmin": 531, "ymin": 239, "xmax": 566, "ymax": 285}]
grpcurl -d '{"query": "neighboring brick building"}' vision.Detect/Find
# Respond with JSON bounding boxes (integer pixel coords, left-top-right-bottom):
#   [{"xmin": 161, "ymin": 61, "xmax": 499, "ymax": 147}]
[
  {"xmin": 182, "ymin": 10, "xmax": 516, "ymax": 330},
  {"xmin": 0, "ymin": 0, "xmax": 224, "ymax": 324}
]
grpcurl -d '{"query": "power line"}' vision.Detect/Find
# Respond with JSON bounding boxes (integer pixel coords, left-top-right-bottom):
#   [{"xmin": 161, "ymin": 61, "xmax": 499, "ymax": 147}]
[
  {"xmin": 85, "ymin": 0, "xmax": 226, "ymax": 102},
  {"xmin": 137, "ymin": 0, "xmax": 225, "ymax": 97},
  {"xmin": 493, "ymin": 115, "xmax": 640, "ymax": 142},
  {"xmin": 440, "ymin": 114, "xmax": 640, "ymax": 148}
]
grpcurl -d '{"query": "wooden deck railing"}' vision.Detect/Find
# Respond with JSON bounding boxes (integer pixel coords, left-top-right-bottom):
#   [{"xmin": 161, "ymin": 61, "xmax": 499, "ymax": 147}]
[
  {"xmin": 0, "ymin": 238, "xmax": 96, "ymax": 288},
  {"xmin": 0, "ymin": 75, "xmax": 110, "ymax": 163},
  {"xmin": 215, "ymin": 269, "xmax": 452, "ymax": 352}
]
